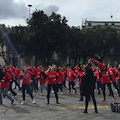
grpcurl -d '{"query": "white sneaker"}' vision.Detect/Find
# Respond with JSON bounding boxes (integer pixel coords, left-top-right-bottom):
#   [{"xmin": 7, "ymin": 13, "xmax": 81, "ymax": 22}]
[
  {"xmin": 32, "ymin": 99, "xmax": 36, "ymax": 104},
  {"xmin": 60, "ymin": 92, "xmax": 63, "ymax": 95},
  {"xmin": 21, "ymin": 101, "xmax": 25, "ymax": 105},
  {"xmin": 51, "ymin": 91, "xmax": 54, "ymax": 94}
]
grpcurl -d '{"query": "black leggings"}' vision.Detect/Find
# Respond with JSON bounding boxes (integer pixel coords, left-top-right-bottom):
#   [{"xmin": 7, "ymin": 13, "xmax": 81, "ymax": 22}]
[
  {"xmin": 9, "ymin": 81, "xmax": 17, "ymax": 96},
  {"xmin": 22, "ymin": 84, "xmax": 33, "ymax": 101},
  {"xmin": 63, "ymin": 78, "xmax": 66, "ymax": 87},
  {"xmin": 57, "ymin": 83, "xmax": 63, "ymax": 92},
  {"xmin": 68, "ymin": 81, "xmax": 76, "ymax": 92},
  {"xmin": 112, "ymin": 82, "xmax": 120, "ymax": 96},
  {"xmin": 117, "ymin": 79, "xmax": 120, "ymax": 94},
  {"xmin": 79, "ymin": 83, "xmax": 83, "ymax": 100},
  {"xmin": 47, "ymin": 84, "xmax": 58, "ymax": 103},
  {"xmin": 85, "ymin": 90, "xmax": 97, "ymax": 112},
  {"xmin": 102, "ymin": 83, "xmax": 114, "ymax": 99},
  {"xmin": 31, "ymin": 80, "xmax": 37, "ymax": 93},
  {"xmin": 13, "ymin": 79, "xmax": 21, "ymax": 90},
  {"xmin": 96, "ymin": 81, "xmax": 102, "ymax": 94}
]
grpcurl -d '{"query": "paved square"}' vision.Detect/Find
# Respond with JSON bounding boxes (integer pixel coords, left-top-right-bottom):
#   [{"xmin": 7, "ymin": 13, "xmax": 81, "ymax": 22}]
[{"xmin": 0, "ymin": 87, "xmax": 120, "ymax": 120}]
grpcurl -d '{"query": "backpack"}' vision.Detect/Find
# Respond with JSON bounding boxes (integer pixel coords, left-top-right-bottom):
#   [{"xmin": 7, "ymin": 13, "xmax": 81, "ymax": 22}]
[{"xmin": 111, "ymin": 103, "xmax": 120, "ymax": 113}]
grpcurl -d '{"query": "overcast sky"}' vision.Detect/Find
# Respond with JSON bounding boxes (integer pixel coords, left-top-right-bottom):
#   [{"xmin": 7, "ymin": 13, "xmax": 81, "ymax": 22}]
[{"xmin": 0, "ymin": 0, "xmax": 120, "ymax": 27}]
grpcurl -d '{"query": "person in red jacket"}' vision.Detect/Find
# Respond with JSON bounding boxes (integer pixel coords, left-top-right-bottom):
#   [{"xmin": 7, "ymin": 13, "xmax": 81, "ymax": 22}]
[
  {"xmin": 94, "ymin": 67, "xmax": 102, "ymax": 95},
  {"xmin": 9, "ymin": 65, "xmax": 21, "ymax": 91},
  {"xmin": 21, "ymin": 66, "xmax": 35, "ymax": 105},
  {"xmin": 74, "ymin": 65, "xmax": 80, "ymax": 87},
  {"xmin": 107, "ymin": 64, "xmax": 120, "ymax": 96},
  {"xmin": 30, "ymin": 65, "xmax": 38, "ymax": 93},
  {"xmin": 67, "ymin": 67, "xmax": 77, "ymax": 94},
  {"xmin": 117, "ymin": 66, "xmax": 120, "ymax": 94},
  {"xmin": 38, "ymin": 67, "xmax": 47, "ymax": 95},
  {"xmin": 0, "ymin": 67, "xmax": 14, "ymax": 105},
  {"xmin": 46, "ymin": 66, "xmax": 59, "ymax": 104},
  {"xmin": 7, "ymin": 66, "xmax": 17, "ymax": 96},
  {"xmin": 77, "ymin": 65, "xmax": 85, "ymax": 101},
  {"xmin": 62, "ymin": 66, "xmax": 68, "ymax": 88},
  {"xmin": 89, "ymin": 59, "xmax": 115, "ymax": 101},
  {"xmin": 57, "ymin": 67, "xmax": 63, "ymax": 94},
  {"xmin": 14, "ymin": 67, "xmax": 21, "ymax": 90}
]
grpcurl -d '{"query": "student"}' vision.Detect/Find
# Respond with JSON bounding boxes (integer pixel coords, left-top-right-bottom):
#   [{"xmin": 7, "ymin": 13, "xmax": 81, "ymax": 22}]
[
  {"xmin": 94, "ymin": 67, "xmax": 102, "ymax": 95},
  {"xmin": 74, "ymin": 65, "xmax": 80, "ymax": 87},
  {"xmin": 9, "ymin": 65, "xmax": 21, "ymax": 91},
  {"xmin": 107, "ymin": 64, "xmax": 120, "ymax": 96},
  {"xmin": 67, "ymin": 67, "xmax": 77, "ymax": 94},
  {"xmin": 77, "ymin": 65, "xmax": 85, "ymax": 101},
  {"xmin": 39, "ymin": 68, "xmax": 47, "ymax": 95},
  {"xmin": 57, "ymin": 67, "xmax": 63, "ymax": 94},
  {"xmin": 117, "ymin": 67, "xmax": 120, "ymax": 94},
  {"xmin": 62, "ymin": 66, "xmax": 67, "ymax": 88},
  {"xmin": 14, "ymin": 67, "xmax": 21, "ymax": 90},
  {"xmin": 46, "ymin": 67, "xmax": 59, "ymax": 104},
  {"xmin": 7, "ymin": 66, "xmax": 17, "ymax": 96},
  {"xmin": 0, "ymin": 67, "xmax": 14, "ymax": 105},
  {"xmin": 80, "ymin": 64, "xmax": 98, "ymax": 113},
  {"xmin": 21, "ymin": 67, "xmax": 35, "ymax": 105},
  {"xmin": 30, "ymin": 66, "xmax": 38, "ymax": 93},
  {"xmin": 89, "ymin": 59, "xmax": 115, "ymax": 101}
]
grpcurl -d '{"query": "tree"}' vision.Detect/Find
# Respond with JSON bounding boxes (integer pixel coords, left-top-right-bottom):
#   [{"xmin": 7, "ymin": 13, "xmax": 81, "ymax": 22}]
[
  {"xmin": 82, "ymin": 26, "xmax": 118, "ymax": 62},
  {"xmin": 0, "ymin": 24, "xmax": 10, "ymax": 64},
  {"xmin": 27, "ymin": 10, "xmax": 51, "ymax": 65}
]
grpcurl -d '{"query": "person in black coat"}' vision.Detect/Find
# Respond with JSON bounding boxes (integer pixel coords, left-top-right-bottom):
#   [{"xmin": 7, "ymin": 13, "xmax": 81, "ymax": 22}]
[{"xmin": 80, "ymin": 63, "xmax": 98, "ymax": 113}]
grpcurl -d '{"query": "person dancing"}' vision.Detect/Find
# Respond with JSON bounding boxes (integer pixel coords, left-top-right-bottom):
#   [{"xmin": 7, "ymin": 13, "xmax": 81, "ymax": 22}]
[{"xmin": 0, "ymin": 67, "xmax": 14, "ymax": 105}]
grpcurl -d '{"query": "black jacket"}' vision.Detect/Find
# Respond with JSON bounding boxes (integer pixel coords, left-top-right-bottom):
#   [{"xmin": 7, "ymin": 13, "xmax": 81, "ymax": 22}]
[{"xmin": 80, "ymin": 69, "xmax": 96, "ymax": 96}]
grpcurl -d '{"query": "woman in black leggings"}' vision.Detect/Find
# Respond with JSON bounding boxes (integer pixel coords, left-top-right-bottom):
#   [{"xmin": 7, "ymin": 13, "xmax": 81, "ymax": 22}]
[
  {"xmin": 21, "ymin": 67, "xmax": 35, "ymax": 105},
  {"xmin": 46, "ymin": 67, "xmax": 59, "ymax": 104},
  {"xmin": 80, "ymin": 64, "xmax": 98, "ymax": 113}
]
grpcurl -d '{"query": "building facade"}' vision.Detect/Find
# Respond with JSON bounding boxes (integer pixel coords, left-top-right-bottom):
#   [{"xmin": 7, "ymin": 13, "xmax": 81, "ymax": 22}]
[{"xmin": 82, "ymin": 20, "xmax": 120, "ymax": 30}]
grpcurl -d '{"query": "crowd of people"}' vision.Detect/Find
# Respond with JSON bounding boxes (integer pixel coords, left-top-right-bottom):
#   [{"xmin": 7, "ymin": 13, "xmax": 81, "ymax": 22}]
[{"xmin": 0, "ymin": 58, "xmax": 120, "ymax": 113}]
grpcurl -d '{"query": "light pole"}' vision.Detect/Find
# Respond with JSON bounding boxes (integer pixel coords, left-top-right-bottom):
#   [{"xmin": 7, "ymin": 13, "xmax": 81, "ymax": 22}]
[
  {"xmin": 27, "ymin": 5, "xmax": 32, "ymax": 64},
  {"xmin": 28, "ymin": 5, "xmax": 32, "ymax": 20}
]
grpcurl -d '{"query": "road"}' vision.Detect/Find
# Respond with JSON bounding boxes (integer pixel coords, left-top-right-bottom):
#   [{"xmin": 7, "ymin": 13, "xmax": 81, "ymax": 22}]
[{"xmin": 0, "ymin": 86, "xmax": 120, "ymax": 120}]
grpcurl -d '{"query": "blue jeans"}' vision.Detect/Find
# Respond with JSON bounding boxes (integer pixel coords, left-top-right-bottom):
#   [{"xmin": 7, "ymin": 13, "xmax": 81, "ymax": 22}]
[
  {"xmin": 0, "ymin": 88, "xmax": 13, "ymax": 103},
  {"xmin": 16, "ymin": 77, "xmax": 20, "ymax": 87},
  {"xmin": 40, "ymin": 84, "xmax": 47, "ymax": 93}
]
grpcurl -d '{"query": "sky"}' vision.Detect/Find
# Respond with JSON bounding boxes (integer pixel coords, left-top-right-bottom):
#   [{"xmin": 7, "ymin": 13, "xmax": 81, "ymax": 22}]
[{"xmin": 0, "ymin": 0, "xmax": 120, "ymax": 27}]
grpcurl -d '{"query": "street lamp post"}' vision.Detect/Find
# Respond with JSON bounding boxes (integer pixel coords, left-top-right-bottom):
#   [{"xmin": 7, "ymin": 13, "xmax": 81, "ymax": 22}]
[
  {"xmin": 28, "ymin": 5, "xmax": 32, "ymax": 20},
  {"xmin": 27, "ymin": 5, "xmax": 32, "ymax": 64}
]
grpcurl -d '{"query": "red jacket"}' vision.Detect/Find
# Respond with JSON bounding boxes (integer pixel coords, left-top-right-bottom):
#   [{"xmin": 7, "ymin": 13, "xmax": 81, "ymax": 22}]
[
  {"xmin": 89, "ymin": 59, "xmax": 106, "ymax": 69},
  {"xmin": 39, "ymin": 72, "xmax": 46, "ymax": 85},
  {"xmin": 22, "ymin": 70, "xmax": 33, "ymax": 84},
  {"xmin": 77, "ymin": 71, "xmax": 84, "ymax": 83},
  {"xmin": 46, "ymin": 71, "xmax": 58, "ymax": 85},
  {"xmin": 108, "ymin": 68, "xmax": 116, "ymax": 82},
  {"xmin": 100, "ymin": 71, "xmax": 110, "ymax": 84},
  {"xmin": 89, "ymin": 59, "xmax": 110, "ymax": 84},
  {"xmin": 57, "ymin": 71, "xmax": 63, "ymax": 83},
  {"xmin": 15, "ymin": 68, "xmax": 21, "ymax": 78},
  {"xmin": 67, "ymin": 71, "xmax": 75, "ymax": 82},
  {"xmin": 7, "ymin": 68, "xmax": 13, "ymax": 80},
  {"xmin": 74, "ymin": 66, "xmax": 80, "ymax": 74},
  {"xmin": 117, "ymin": 70, "xmax": 120, "ymax": 79},
  {"xmin": 31, "ymin": 67, "xmax": 38, "ymax": 78},
  {"xmin": 0, "ymin": 72, "xmax": 11, "ymax": 88},
  {"xmin": 94, "ymin": 71, "xmax": 100, "ymax": 81}
]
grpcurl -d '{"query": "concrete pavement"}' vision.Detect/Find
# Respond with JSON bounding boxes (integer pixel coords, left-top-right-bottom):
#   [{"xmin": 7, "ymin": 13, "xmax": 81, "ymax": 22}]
[{"xmin": 0, "ymin": 87, "xmax": 120, "ymax": 120}]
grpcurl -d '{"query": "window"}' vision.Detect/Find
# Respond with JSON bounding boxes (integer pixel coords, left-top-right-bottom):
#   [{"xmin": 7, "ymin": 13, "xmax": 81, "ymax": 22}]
[
  {"xmin": 88, "ymin": 23, "xmax": 91, "ymax": 26},
  {"xmin": 105, "ymin": 23, "xmax": 108, "ymax": 26},
  {"xmin": 111, "ymin": 23, "xmax": 115, "ymax": 26}
]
